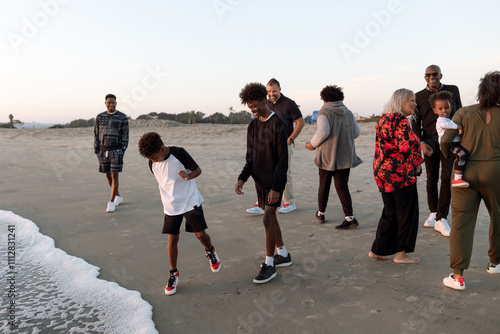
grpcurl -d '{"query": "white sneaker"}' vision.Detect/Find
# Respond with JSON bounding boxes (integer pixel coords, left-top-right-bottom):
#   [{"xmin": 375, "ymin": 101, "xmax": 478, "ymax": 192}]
[
  {"xmin": 246, "ymin": 204, "xmax": 264, "ymax": 215},
  {"xmin": 434, "ymin": 218, "xmax": 451, "ymax": 237},
  {"xmin": 443, "ymin": 273, "xmax": 465, "ymax": 290},
  {"xmin": 487, "ymin": 263, "xmax": 500, "ymax": 274},
  {"xmin": 279, "ymin": 203, "xmax": 296, "ymax": 214},
  {"xmin": 106, "ymin": 201, "xmax": 115, "ymax": 213},
  {"xmin": 114, "ymin": 196, "xmax": 123, "ymax": 206},
  {"xmin": 424, "ymin": 212, "xmax": 436, "ymax": 228}
]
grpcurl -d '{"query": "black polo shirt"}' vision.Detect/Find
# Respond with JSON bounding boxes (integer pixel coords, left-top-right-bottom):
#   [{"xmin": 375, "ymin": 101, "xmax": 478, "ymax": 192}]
[{"xmin": 267, "ymin": 94, "xmax": 303, "ymax": 137}]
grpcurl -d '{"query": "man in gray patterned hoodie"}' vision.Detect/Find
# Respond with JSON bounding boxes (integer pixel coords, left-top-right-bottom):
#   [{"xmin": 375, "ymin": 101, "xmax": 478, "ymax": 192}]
[{"xmin": 94, "ymin": 94, "xmax": 129, "ymax": 213}]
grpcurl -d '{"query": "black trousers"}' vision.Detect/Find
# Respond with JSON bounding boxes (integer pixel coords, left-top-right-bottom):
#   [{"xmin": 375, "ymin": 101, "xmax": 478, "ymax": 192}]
[
  {"xmin": 371, "ymin": 183, "xmax": 419, "ymax": 256},
  {"xmin": 318, "ymin": 168, "xmax": 353, "ymax": 216},
  {"xmin": 424, "ymin": 146, "xmax": 453, "ymax": 221}
]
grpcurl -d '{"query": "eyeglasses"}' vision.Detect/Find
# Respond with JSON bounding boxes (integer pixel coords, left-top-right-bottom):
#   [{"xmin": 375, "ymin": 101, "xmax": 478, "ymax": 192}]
[{"xmin": 425, "ymin": 72, "xmax": 440, "ymax": 77}]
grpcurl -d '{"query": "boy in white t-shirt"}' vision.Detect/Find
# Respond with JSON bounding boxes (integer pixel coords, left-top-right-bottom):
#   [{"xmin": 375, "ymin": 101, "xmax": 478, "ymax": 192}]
[
  {"xmin": 138, "ymin": 132, "xmax": 221, "ymax": 296},
  {"xmin": 430, "ymin": 91, "xmax": 470, "ymax": 188}
]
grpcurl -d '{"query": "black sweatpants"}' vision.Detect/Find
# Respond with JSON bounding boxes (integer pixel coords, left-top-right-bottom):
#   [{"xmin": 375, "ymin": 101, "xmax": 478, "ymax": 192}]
[
  {"xmin": 424, "ymin": 147, "xmax": 453, "ymax": 221},
  {"xmin": 318, "ymin": 168, "xmax": 353, "ymax": 216}
]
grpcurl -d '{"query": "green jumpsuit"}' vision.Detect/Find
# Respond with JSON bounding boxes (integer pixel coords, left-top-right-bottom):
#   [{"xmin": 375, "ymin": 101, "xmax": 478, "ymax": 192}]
[{"xmin": 441, "ymin": 105, "xmax": 500, "ymax": 275}]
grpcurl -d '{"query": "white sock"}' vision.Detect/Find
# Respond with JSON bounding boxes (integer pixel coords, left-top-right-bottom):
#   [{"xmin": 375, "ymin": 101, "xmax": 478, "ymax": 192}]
[
  {"xmin": 345, "ymin": 216, "xmax": 354, "ymax": 222},
  {"xmin": 454, "ymin": 174, "xmax": 462, "ymax": 180},
  {"xmin": 318, "ymin": 211, "xmax": 324, "ymax": 215},
  {"xmin": 277, "ymin": 245, "xmax": 288, "ymax": 257},
  {"xmin": 265, "ymin": 256, "xmax": 274, "ymax": 267}
]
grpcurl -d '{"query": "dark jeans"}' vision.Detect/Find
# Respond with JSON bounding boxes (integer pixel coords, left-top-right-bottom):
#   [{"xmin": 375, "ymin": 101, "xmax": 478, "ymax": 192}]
[
  {"xmin": 424, "ymin": 147, "xmax": 453, "ymax": 220},
  {"xmin": 318, "ymin": 168, "xmax": 353, "ymax": 216},
  {"xmin": 371, "ymin": 183, "xmax": 419, "ymax": 256}
]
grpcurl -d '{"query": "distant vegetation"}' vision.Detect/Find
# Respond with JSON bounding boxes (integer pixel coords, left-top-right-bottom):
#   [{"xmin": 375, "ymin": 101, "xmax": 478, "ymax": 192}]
[
  {"xmin": 50, "ymin": 108, "xmax": 254, "ymax": 128},
  {"xmin": 49, "ymin": 118, "xmax": 95, "ymax": 129},
  {"xmin": 0, "ymin": 114, "xmax": 23, "ymax": 128},
  {"xmin": 136, "ymin": 107, "xmax": 253, "ymax": 124}
]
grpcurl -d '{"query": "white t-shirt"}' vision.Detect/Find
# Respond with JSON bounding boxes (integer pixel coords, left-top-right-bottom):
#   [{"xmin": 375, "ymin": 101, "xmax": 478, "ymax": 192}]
[
  {"xmin": 149, "ymin": 146, "xmax": 203, "ymax": 216},
  {"xmin": 436, "ymin": 116, "xmax": 461, "ymax": 144}
]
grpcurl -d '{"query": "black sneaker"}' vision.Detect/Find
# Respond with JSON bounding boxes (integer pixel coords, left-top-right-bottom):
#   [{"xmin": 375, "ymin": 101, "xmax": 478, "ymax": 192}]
[
  {"xmin": 316, "ymin": 211, "xmax": 326, "ymax": 224},
  {"xmin": 335, "ymin": 218, "xmax": 359, "ymax": 230},
  {"xmin": 274, "ymin": 253, "xmax": 292, "ymax": 267},
  {"xmin": 253, "ymin": 263, "xmax": 276, "ymax": 284}
]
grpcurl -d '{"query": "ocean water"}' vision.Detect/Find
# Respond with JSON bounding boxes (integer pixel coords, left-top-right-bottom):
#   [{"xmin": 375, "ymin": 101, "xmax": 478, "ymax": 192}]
[{"xmin": 0, "ymin": 210, "xmax": 158, "ymax": 334}]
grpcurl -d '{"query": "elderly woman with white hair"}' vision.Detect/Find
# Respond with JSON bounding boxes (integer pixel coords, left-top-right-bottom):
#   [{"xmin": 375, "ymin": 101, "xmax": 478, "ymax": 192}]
[{"xmin": 369, "ymin": 88, "xmax": 424, "ymax": 264}]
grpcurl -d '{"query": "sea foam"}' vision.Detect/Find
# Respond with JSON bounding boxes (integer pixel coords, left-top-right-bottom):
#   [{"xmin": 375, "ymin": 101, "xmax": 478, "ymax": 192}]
[{"xmin": 0, "ymin": 210, "xmax": 158, "ymax": 334}]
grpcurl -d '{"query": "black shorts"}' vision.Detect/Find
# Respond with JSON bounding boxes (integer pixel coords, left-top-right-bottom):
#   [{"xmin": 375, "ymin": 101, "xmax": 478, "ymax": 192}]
[
  {"xmin": 162, "ymin": 205, "xmax": 208, "ymax": 235},
  {"xmin": 256, "ymin": 188, "xmax": 283, "ymax": 209},
  {"xmin": 97, "ymin": 149, "xmax": 124, "ymax": 173}
]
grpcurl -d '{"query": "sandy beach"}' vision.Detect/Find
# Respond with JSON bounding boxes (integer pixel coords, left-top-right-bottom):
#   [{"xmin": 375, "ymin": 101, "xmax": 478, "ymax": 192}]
[{"xmin": 0, "ymin": 123, "xmax": 498, "ymax": 334}]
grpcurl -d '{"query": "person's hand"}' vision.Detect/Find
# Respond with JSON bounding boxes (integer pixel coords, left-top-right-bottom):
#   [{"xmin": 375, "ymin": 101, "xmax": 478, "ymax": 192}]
[
  {"xmin": 235, "ymin": 180, "xmax": 244, "ymax": 195},
  {"xmin": 457, "ymin": 124, "xmax": 463, "ymax": 135},
  {"xmin": 306, "ymin": 142, "xmax": 315, "ymax": 151},
  {"xmin": 416, "ymin": 164, "xmax": 422, "ymax": 176},
  {"xmin": 179, "ymin": 170, "xmax": 189, "ymax": 180},
  {"xmin": 267, "ymin": 190, "xmax": 280, "ymax": 204},
  {"xmin": 421, "ymin": 142, "xmax": 433, "ymax": 156}
]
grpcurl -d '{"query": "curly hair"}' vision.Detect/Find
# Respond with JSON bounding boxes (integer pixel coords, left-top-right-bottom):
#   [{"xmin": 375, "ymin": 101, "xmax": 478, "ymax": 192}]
[
  {"xmin": 320, "ymin": 85, "xmax": 344, "ymax": 102},
  {"xmin": 383, "ymin": 88, "xmax": 414, "ymax": 115},
  {"xmin": 428, "ymin": 91, "xmax": 453, "ymax": 108},
  {"xmin": 239, "ymin": 82, "xmax": 267, "ymax": 105},
  {"xmin": 477, "ymin": 70, "xmax": 500, "ymax": 109},
  {"xmin": 138, "ymin": 132, "xmax": 164, "ymax": 158}
]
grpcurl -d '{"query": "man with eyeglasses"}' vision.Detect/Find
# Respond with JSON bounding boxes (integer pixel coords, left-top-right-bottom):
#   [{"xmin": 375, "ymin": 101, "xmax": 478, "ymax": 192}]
[{"xmin": 411, "ymin": 65, "xmax": 462, "ymax": 237}]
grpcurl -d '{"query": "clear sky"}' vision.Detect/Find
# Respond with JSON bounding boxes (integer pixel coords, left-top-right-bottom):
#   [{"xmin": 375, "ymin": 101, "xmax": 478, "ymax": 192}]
[{"xmin": 1, "ymin": 0, "xmax": 499, "ymax": 124}]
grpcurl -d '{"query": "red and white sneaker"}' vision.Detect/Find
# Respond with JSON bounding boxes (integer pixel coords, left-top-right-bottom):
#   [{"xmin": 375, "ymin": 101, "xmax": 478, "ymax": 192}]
[
  {"xmin": 452, "ymin": 179, "xmax": 469, "ymax": 188},
  {"xmin": 443, "ymin": 273, "xmax": 465, "ymax": 290},
  {"xmin": 165, "ymin": 271, "xmax": 179, "ymax": 295},
  {"xmin": 205, "ymin": 247, "xmax": 221, "ymax": 273}
]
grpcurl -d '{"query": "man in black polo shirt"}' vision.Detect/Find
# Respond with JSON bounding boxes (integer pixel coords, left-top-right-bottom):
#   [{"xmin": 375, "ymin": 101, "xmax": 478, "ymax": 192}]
[
  {"xmin": 245, "ymin": 78, "xmax": 304, "ymax": 215},
  {"xmin": 411, "ymin": 65, "xmax": 462, "ymax": 237}
]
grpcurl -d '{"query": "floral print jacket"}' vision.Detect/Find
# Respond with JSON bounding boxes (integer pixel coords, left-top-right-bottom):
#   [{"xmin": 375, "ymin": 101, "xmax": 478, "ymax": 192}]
[{"xmin": 373, "ymin": 113, "xmax": 424, "ymax": 193}]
